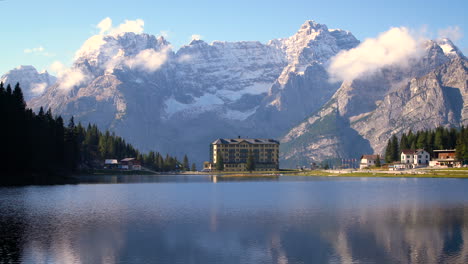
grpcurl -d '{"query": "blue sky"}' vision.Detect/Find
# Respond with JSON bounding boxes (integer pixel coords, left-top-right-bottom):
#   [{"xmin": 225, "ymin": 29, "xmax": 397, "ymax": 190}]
[{"xmin": 0, "ymin": 0, "xmax": 466, "ymax": 75}]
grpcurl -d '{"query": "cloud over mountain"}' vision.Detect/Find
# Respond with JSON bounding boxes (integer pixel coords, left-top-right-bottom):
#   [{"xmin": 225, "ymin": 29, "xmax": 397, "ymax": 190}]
[
  {"xmin": 327, "ymin": 27, "xmax": 424, "ymax": 82},
  {"xmin": 97, "ymin": 17, "xmax": 145, "ymax": 35}
]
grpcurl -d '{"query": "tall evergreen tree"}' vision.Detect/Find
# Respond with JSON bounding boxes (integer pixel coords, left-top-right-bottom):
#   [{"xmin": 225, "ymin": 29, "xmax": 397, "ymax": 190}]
[
  {"xmin": 399, "ymin": 134, "xmax": 409, "ymax": 150},
  {"xmin": 246, "ymin": 151, "xmax": 255, "ymax": 172},
  {"xmin": 391, "ymin": 135, "xmax": 399, "ymax": 162},
  {"xmin": 215, "ymin": 151, "xmax": 224, "ymax": 171},
  {"xmin": 375, "ymin": 155, "xmax": 381, "ymax": 167},
  {"xmin": 183, "ymin": 155, "xmax": 189, "ymax": 171},
  {"xmin": 434, "ymin": 128, "xmax": 445, "ymax": 150},
  {"xmin": 385, "ymin": 140, "xmax": 393, "ymax": 163}
]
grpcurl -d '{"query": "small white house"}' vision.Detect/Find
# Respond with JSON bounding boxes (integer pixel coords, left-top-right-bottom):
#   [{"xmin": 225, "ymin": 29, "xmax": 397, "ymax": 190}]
[
  {"xmin": 104, "ymin": 159, "xmax": 119, "ymax": 169},
  {"xmin": 400, "ymin": 149, "xmax": 430, "ymax": 167},
  {"xmin": 360, "ymin": 155, "xmax": 382, "ymax": 169}
]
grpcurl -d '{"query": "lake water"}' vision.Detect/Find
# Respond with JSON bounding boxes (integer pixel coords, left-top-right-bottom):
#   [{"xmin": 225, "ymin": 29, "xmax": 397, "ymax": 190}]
[{"xmin": 1, "ymin": 175, "xmax": 468, "ymax": 264}]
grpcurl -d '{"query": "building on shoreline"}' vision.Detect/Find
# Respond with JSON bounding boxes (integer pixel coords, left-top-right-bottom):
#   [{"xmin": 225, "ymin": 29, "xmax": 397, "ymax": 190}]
[
  {"xmin": 359, "ymin": 155, "xmax": 383, "ymax": 169},
  {"xmin": 430, "ymin": 149, "xmax": 459, "ymax": 167},
  {"xmin": 400, "ymin": 149, "xmax": 430, "ymax": 167},
  {"xmin": 207, "ymin": 138, "xmax": 280, "ymax": 171},
  {"xmin": 103, "ymin": 158, "xmax": 141, "ymax": 170}
]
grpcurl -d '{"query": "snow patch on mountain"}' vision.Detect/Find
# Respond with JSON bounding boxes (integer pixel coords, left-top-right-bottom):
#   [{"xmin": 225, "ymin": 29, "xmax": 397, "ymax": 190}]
[
  {"xmin": 164, "ymin": 93, "xmax": 224, "ymax": 116},
  {"xmin": 437, "ymin": 38, "xmax": 465, "ymax": 59},
  {"xmin": 223, "ymin": 106, "xmax": 259, "ymax": 120}
]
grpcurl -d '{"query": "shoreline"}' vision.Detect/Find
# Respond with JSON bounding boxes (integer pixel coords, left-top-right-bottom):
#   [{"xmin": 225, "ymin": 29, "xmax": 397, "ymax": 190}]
[{"xmin": 79, "ymin": 168, "xmax": 468, "ymax": 179}]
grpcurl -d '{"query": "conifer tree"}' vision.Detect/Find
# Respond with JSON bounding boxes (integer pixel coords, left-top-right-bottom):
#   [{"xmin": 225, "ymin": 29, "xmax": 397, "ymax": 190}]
[
  {"xmin": 246, "ymin": 151, "xmax": 255, "ymax": 172},
  {"xmin": 375, "ymin": 155, "xmax": 381, "ymax": 167},
  {"xmin": 391, "ymin": 135, "xmax": 399, "ymax": 162},
  {"xmin": 183, "ymin": 155, "xmax": 189, "ymax": 171},
  {"xmin": 385, "ymin": 140, "xmax": 393, "ymax": 163},
  {"xmin": 215, "ymin": 151, "xmax": 224, "ymax": 171},
  {"xmin": 434, "ymin": 128, "xmax": 444, "ymax": 150}
]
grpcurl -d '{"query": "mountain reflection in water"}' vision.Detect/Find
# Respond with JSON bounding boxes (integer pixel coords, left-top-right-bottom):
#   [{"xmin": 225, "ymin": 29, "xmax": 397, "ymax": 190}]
[{"xmin": 0, "ymin": 176, "xmax": 467, "ymax": 263}]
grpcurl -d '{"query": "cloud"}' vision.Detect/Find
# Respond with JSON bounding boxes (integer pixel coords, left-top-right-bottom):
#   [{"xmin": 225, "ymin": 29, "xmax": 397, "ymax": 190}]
[
  {"xmin": 191, "ymin": 34, "xmax": 202, "ymax": 41},
  {"xmin": 50, "ymin": 61, "xmax": 89, "ymax": 90},
  {"xmin": 24, "ymin": 46, "xmax": 55, "ymax": 57},
  {"xmin": 438, "ymin": 26, "xmax": 463, "ymax": 42},
  {"xmin": 96, "ymin": 17, "xmax": 144, "ymax": 35},
  {"xmin": 97, "ymin": 17, "xmax": 112, "ymax": 34},
  {"xmin": 24, "ymin": 46, "xmax": 44, "ymax": 53},
  {"xmin": 125, "ymin": 47, "xmax": 170, "ymax": 72},
  {"xmin": 177, "ymin": 54, "xmax": 193, "ymax": 63},
  {"xmin": 30, "ymin": 82, "xmax": 48, "ymax": 95},
  {"xmin": 327, "ymin": 27, "xmax": 424, "ymax": 82}
]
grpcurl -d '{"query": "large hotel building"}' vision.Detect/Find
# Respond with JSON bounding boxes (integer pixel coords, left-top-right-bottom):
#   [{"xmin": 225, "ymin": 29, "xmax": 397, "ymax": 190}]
[{"xmin": 206, "ymin": 138, "xmax": 280, "ymax": 171}]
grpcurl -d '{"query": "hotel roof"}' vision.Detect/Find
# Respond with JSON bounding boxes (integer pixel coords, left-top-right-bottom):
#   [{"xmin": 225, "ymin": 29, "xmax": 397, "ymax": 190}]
[{"xmin": 211, "ymin": 138, "xmax": 279, "ymax": 145}]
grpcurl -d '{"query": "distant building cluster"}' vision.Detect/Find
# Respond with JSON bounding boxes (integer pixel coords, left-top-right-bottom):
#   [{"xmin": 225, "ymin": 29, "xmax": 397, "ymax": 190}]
[
  {"xmin": 204, "ymin": 138, "xmax": 279, "ymax": 171},
  {"xmin": 104, "ymin": 158, "xmax": 141, "ymax": 170},
  {"xmin": 359, "ymin": 149, "xmax": 461, "ymax": 170}
]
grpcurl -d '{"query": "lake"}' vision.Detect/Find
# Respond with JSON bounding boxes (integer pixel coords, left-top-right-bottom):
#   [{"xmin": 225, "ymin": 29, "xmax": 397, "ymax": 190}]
[{"xmin": 1, "ymin": 175, "xmax": 468, "ymax": 264}]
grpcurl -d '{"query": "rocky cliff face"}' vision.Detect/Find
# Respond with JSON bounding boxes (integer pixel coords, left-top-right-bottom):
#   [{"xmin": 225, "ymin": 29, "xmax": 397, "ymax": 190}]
[
  {"xmin": 1, "ymin": 66, "xmax": 56, "ymax": 101},
  {"xmin": 280, "ymin": 40, "xmax": 467, "ymax": 168}
]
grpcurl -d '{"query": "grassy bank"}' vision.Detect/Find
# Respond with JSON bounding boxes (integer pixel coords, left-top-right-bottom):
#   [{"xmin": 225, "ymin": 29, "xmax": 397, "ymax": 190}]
[{"xmin": 298, "ymin": 168, "xmax": 468, "ymax": 178}]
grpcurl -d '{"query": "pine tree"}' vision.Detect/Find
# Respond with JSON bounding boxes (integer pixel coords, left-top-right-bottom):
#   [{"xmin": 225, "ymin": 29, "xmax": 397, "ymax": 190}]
[
  {"xmin": 416, "ymin": 131, "xmax": 426, "ymax": 149},
  {"xmin": 191, "ymin": 163, "xmax": 196, "ymax": 171},
  {"xmin": 434, "ymin": 128, "xmax": 444, "ymax": 150},
  {"xmin": 399, "ymin": 134, "xmax": 409, "ymax": 150},
  {"xmin": 385, "ymin": 140, "xmax": 393, "ymax": 163},
  {"xmin": 183, "ymin": 155, "xmax": 189, "ymax": 171},
  {"xmin": 375, "ymin": 155, "xmax": 381, "ymax": 167},
  {"xmin": 215, "ymin": 151, "xmax": 224, "ymax": 171},
  {"xmin": 391, "ymin": 135, "xmax": 399, "ymax": 162},
  {"xmin": 246, "ymin": 151, "xmax": 255, "ymax": 172}
]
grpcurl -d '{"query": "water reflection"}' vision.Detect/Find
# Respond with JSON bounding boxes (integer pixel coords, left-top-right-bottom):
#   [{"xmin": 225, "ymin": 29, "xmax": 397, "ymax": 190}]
[{"xmin": 0, "ymin": 177, "xmax": 467, "ymax": 263}]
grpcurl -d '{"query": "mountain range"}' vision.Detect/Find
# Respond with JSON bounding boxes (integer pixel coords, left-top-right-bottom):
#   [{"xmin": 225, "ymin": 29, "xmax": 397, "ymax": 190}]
[{"xmin": 1, "ymin": 20, "xmax": 466, "ymax": 167}]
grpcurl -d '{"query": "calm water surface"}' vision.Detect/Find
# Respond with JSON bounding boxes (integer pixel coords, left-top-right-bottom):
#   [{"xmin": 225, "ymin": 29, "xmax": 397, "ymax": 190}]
[{"xmin": 1, "ymin": 175, "xmax": 468, "ymax": 264}]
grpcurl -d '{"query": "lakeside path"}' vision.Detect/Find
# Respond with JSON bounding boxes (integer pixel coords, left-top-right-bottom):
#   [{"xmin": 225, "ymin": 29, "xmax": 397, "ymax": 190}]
[
  {"xmin": 81, "ymin": 168, "xmax": 468, "ymax": 178},
  {"xmin": 176, "ymin": 168, "xmax": 468, "ymax": 178}
]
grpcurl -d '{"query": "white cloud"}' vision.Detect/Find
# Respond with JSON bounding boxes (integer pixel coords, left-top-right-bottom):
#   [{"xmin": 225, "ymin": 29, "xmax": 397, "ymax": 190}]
[
  {"xmin": 24, "ymin": 46, "xmax": 44, "ymax": 53},
  {"xmin": 50, "ymin": 61, "xmax": 89, "ymax": 91},
  {"xmin": 97, "ymin": 17, "xmax": 112, "ymax": 34},
  {"xmin": 24, "ymin": 46, "xmax": 55, "ymax": 57},
  {"xmin": 327, "ymin": 27, "xmax": 424, "ymax": 82},
  {"xmin": 177, "ymin": 54, "xmax": 193, "ymax": 63},
  {"xmin": 125, "ymin": 47, "xmax": 170, "ymax": 72},
  {"xmin": 191, "ymin": 34, "xmax": 202, "ymax": 41},
  {"xmin": 30, "ymin": 82, "xmax": 48, "ymax": 95},
  {"xmin": 438, "ymin": 26, "xmax": 463, "ymax": 42},
  {"xmin": 96, "ymin": 17, "xmax": 144, "ymax": 35}
]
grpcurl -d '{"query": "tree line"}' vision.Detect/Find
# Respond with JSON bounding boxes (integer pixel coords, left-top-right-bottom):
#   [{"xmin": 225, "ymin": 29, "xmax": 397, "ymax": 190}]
[
  {"xmin": 384, "ymin": 127, "xmax": 468, "ymax": 163},
  {"xmin": 0, "ymin": 83, "xmax": 193, "ymax": 185}
]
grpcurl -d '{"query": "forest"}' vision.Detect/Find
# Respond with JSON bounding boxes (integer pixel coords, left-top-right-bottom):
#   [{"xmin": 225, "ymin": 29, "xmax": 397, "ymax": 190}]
[
  {"xmin": 0, "ymin": 83, "xmax": 193, "ymax": 185},
  {"xmin": 384, "ymin": 127, "xmax": 468, "ymax": 163}
]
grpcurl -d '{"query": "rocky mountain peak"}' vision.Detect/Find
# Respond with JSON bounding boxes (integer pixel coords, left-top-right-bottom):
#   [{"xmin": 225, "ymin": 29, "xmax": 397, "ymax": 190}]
[
  {"xmin": 436, "ymin": 38, "xmax": 465, "ymax": 59},
  {"xmin": 1, "ymin": 65, "xmax": 56, "ymax": 101},
  {"xmin": 300, "ymin": 20, "xmax": 329, "ymax": 32}
]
